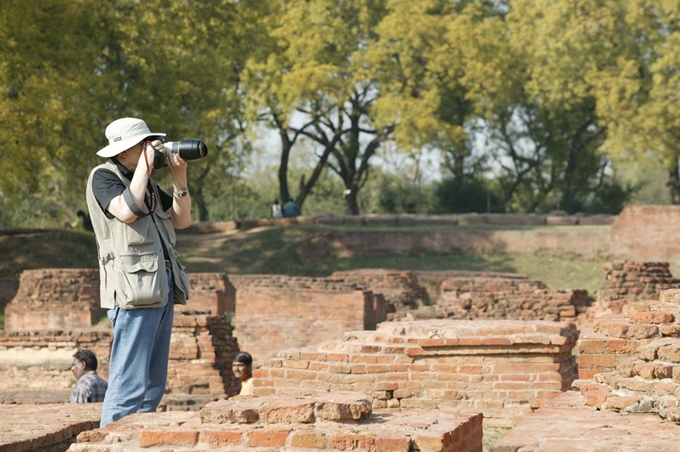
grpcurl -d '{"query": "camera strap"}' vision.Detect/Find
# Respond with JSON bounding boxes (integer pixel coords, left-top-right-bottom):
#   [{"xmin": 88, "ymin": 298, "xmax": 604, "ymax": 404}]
[
  {"xmin": 141, "ymin": 140, "xmax": 153, "ymax": 178},
  {"xmin": 146, "ymin": 181, "xmax": 159, "ymax": 215}
]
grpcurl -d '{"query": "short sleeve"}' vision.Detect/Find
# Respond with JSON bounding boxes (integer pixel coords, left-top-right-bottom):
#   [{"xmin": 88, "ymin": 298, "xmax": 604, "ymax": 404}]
[{"xmin": 91, "ymin": 169, "xmax": 126, "ymax": 220}]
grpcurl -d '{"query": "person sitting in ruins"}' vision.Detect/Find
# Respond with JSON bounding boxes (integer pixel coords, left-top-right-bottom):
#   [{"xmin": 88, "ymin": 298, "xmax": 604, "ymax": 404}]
[
  {"xmin": 232, "ymin": 351, "xmax": 254, "ymax": 396},
  {"xmin": 70, "ymin": 349, "xmax": 108, "ymax": 403}
]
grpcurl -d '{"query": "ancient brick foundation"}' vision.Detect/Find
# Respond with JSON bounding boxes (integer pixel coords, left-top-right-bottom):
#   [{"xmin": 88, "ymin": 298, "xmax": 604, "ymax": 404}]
[
  {"xmin": 0, "ymin": 403, "xmax": 101, "ymax": 452},
  {"xmin": 0, "ymin": 312, "xmax": 241, "ymax": 409},
  {"xmin": 592, "ymin": 261, "xmax": 680, "ymax": 316},
  {"xmin": 489, "ymin": 391, "xmax": 680, "ymax": 451},
  {"xmin": 576, "ymin": 289, "xmax": 680, "ymax": 420},
  {"xmin": 70, "ymin": 392, "xmax": 483, "ymax": 452},
  {"xmin": 165, "ymin": 312, "xmax": 242, "ymax": 407},
  {"xmin": 253, "ymin": 319, "xmax": 579, "ymax": 428},
  {"xmin": 490, "ymin": 287, "xmax": 680, "ymax": 450},
  {"xmin": 229, "ymin": 275, "xmax": 387, "ymax": 359},
  {"xmin": 184, "ymin": 272, "xmax": 236, "ymax": 316},
  {"xmin": 4, "ymin": 269, "xmax": 102, "ymax": 331},
  {"xmin": 330, "ymin": 269, "xmax": 430, "ymax": 311},
  {"xmin": 371, "ymin": 270, "xmax": 592, "ymax": 324}
]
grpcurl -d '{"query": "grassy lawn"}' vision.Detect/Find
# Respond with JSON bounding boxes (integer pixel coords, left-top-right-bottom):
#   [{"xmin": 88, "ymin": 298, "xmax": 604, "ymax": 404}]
[
  {"xmin": 0, "ymin": 224, "xmax": 609, "ymax": 293},
  {"xmin": 175, "ymin": 225, "xmax": 608, "ymax": 293}
]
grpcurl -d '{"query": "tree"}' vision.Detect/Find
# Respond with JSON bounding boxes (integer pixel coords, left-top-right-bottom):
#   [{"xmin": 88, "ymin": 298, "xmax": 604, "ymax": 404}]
[
  {"xmin": 367, "ymin": 0, "xmax": 490, "ymax": 181},
  {"xmin": 591, "ymin": 1, "xmax": 680, "ymax": 204},
  {"xmin": 242, "ymin": 0, "xmax": 399, "ymax": 215},
  {"xmin": 0, "ymin": 0, "xmax": 253, "ymax": 225},
  {"xmin": 0, "ymin": 0, "xmax": 118, "ymax": 226},
  {"xmin": 472, "ymin": 0, "xmax": 612, "ymax": 212},
  {"xmin": 93, "ymin": 0, "xmax": 255, "ymax": 221}
]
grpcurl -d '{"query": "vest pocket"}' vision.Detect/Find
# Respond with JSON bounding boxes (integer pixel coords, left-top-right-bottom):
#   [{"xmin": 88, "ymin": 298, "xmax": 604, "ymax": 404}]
[{"xmin": 114, "ymin": 253, "xmax": 166, "ymax": 308}]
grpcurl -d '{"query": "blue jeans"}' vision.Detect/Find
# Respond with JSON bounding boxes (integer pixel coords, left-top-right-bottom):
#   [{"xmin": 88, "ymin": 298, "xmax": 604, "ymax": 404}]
[{"xmin": 100, "ymin": 268, "xmax": 174, "ymax": 428}]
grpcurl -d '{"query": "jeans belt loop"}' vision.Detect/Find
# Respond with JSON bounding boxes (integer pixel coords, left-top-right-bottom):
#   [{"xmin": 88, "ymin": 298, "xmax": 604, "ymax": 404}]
[{"xmin": 165, "ymin": 260, "xmax": 172, "ymax": 270}]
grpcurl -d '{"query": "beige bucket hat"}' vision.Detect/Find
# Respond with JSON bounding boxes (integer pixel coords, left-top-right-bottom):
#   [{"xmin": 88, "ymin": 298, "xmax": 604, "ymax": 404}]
[{"xmin": 97, "ymin": 117, "xmax": 166, "ymax": 158}]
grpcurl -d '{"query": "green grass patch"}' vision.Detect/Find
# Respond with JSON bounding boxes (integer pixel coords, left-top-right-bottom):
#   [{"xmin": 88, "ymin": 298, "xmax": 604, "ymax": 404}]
[
  {"xmin": 0, "ymin": 229, "xmax": 98, "ymax": 279},
  {"xmin": 0, "ymin": 225, "xmax": 607, "ymax": 298},
  {"xmin": 175, "ymin": 225, "xmax": 606, "ymax": 293}
]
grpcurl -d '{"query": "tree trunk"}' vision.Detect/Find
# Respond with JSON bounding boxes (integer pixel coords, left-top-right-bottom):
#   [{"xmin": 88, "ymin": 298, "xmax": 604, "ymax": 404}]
[
  {"xmin": 668, "ymin": 160, "xmax": 680, "ymax": 205},
  {"xmin": 295, "ymin": 144, "xmax": 335, "ymax": 209},
  {"xmin": 193, "ymin": 185, "xmax": 209, "ymax": 222},
  {"xmin": 278, "ymin": 135, "xmax": 292, "ymax": 203},
  {"xmin": 344, "ymin": 187, "xmax": 361, "ymax": 215}
]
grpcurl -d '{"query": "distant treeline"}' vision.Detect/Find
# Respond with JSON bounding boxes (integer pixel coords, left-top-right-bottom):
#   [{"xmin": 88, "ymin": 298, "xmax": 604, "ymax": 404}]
[{"xmin": 0, "ymin": 1, "xmax": 676, "ymax": 227}]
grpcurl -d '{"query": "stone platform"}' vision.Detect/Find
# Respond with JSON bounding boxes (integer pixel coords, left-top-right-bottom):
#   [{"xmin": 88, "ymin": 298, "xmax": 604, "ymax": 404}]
[
  {"xmin": 0, "ymin": 402, "xmax": 101, "ymax": 451},
  {"xmin": 69, "ymin": 393, "xmax": 483, "ymax": 452},
  {"xmin": 490, "ymin": 391, "xmax": 680, "ymax": 452}
]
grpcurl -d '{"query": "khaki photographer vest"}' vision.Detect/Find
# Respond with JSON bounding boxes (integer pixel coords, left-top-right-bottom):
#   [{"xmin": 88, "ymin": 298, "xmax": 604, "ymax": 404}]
[{"xmin": 85, "ymin": 161, "xmax": 190, "ymax": 309}]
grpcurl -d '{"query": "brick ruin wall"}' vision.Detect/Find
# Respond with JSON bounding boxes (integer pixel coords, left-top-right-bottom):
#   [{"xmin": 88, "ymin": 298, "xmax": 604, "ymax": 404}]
[
  {"xmin": 4, "ymin": 270, "xmax": 236, "ymax": 331},
  {"xmin": 0, "ymin": 271, "xmax": 242, "ymax": 409},
  {"xmin": 185, "ymin": 272, "xmax": 236, "ymax": 316},
  {"xmin": 0, "ymin": 314, "xmax": 241, "ymax": 408},
  {"xmin": 253, "ymin": 319, "xmax": 579, "ymax": 428},
  {"xmin": 593, "ymin": 261, "xmax": 680, "ymax": 315},
  {"xmin": 8, "ymin": 259, "xmax": 680, "ymax": 451},
  {"xmin": 576, "ymin": 288, "xmax": 680, "ymax": 422},
  {"xmin": 4, "ymin": 260, "xmax": 665, "ymax": 400},
  {"xmin": 0, "ymin": 330, "xmax": 112, "ymax": 392},
  {"xmin": 329, "ymin": 269, "xmax": 429, "ymax": 311},
  {"xmin": 330, "ymin": 269, "xmax": 592, "ymax": 326},
  {"xmin": 4, "ymin": 269, "xmax": 102, "ymax": 331},
  {"xmin": 610, "ymin": 205, "xmax": 680, "ymax": 261},
  {"xmin": 229, "ymin": 275, "xmax": 387, "ymax": 359}
]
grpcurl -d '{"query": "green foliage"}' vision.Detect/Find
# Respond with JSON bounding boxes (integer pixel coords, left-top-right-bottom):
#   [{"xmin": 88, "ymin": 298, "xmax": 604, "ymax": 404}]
[
  {"xmin": 0, "ymin": 0, "xmax": 253, "ymax": 226},
  {"xmin": 581, "ymin": 179, "xmax": 636, "ymax": 215},
  {"xmin": 2, "ymin": 0, "xmax": 680, "ymax": 222},
  {"xmin": 617, "ymin": 158, "xmax": 671, "ymax": 206},
  {"xmin": 371, "ymin": 172, "xmax": 437, "ymax": 214},
  {"xmin": 0, "ymin": 0, "xmax": 115, "ymax": 224},
  {"xmin": 434, "ymin": 177, "xmax": 504, "ymax": 214}
]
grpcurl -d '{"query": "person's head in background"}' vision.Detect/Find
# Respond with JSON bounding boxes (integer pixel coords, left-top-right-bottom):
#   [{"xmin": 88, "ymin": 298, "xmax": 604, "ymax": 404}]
[
  {"xmin": 232, "ymin": 351, "xmax": 252, "ymax": 382},
  {"xmin": 72, "ymin": 349, "xmax": 98, "ymax": 380}
]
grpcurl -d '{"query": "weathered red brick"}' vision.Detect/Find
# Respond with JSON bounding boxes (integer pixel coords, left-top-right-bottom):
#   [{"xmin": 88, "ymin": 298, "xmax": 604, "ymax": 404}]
[
  {"xmin": 138, "ymin": 431, "xmax": 199, "ymax": 448},
  {"xmin": 290, "ymin": 430, "xmax": 327, "ymax": 448},
  {"xmin": 328, "ymin": 432, "xmax": 376, "ymax": 451},
  {"xmin": 375, "ymin": 435, "xmax": 411, "ymax": 452},
  {"xmin": 202, "ymin": 430, "xmax": 242, "ymax": 448},
  {"xmin": 245, "ymin": 428, "xmax": 291, "ymax": 447}
]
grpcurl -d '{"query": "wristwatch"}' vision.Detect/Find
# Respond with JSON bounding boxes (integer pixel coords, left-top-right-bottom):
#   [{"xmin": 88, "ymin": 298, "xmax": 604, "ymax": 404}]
[{"xmin": 173, "ymin": 187, "xmax": 189, "ymax": 198}]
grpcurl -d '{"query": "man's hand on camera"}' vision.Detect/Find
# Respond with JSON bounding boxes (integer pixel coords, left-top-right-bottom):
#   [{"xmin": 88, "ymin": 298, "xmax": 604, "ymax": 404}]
[
  {"xmin": 142, "ymin": 140, "xmax": 163, "ymax": 170},
  {"xmin": 166, "ymin": 150, "xmax": 188, "ymax": 179}
]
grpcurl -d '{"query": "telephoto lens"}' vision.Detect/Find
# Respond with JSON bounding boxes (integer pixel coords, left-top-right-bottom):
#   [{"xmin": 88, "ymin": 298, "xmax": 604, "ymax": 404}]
[{"xmin": 154, "ymin": 138, "xmax": 209, "ymax": 169}]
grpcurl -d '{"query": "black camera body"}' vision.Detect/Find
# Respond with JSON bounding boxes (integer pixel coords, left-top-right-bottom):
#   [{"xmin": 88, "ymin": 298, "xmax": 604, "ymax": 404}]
[{"xmin": 153, "ymin": 138, "xmax": 208, "ymax": 169}]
